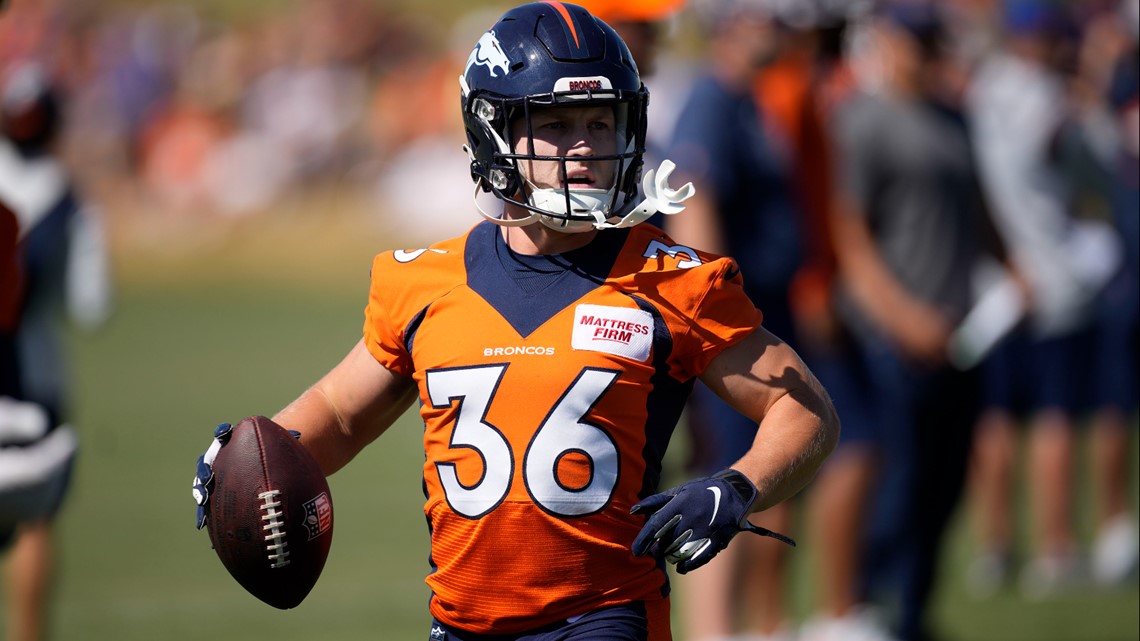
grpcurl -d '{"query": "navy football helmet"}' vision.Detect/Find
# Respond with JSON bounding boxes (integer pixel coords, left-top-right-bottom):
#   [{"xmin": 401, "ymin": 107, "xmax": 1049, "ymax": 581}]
[{"xmin": 460, "ymin": 2, "xmax": 650, "ymax": 232}]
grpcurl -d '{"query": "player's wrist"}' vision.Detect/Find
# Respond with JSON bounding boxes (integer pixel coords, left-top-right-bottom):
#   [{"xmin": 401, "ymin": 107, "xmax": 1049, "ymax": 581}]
[{"xmin": 711, "ymin": 468, "xmax": 759, "ymax": 512}]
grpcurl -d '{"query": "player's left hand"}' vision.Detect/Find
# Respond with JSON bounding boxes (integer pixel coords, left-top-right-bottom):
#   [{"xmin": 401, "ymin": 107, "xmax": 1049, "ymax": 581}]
[{"xmin": 630, "ymin": 468, "xmax": 795, "ymax": 574}]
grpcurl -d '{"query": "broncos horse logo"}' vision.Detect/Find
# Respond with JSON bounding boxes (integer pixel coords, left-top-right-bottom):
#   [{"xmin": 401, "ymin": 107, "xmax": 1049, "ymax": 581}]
[{"xmin": 465, "ymin": 30, "xmax": 510, "ymax": 78}]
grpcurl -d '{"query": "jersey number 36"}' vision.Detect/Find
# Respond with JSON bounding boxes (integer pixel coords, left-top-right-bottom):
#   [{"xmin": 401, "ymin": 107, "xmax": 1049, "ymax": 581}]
[{"xmin": 426, "ymin": 364, "xmax": 621, "ymax": 519}]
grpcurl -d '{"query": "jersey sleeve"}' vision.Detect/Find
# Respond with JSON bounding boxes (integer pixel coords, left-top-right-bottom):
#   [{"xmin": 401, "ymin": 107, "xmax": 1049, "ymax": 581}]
[
  {"xmin": 671, "ymin": 256, "xmax": 763, "ymax": 381},
  {"xmin": 361, "ymin": 235, "xmax": 471, "ymax": 376},
  {"xmin": 362, "ymin": 254, "xmax": 414, "ymax": 377}
]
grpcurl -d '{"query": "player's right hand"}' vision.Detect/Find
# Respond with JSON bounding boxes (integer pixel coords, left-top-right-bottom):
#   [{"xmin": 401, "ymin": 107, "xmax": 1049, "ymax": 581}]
[
  {"xmin": 191, "ymin": 422, "xmax": 301, "ymax": 529},
  {"xmin": 191, "ymin": 422, "xmax": 233, "ymax": 529}
]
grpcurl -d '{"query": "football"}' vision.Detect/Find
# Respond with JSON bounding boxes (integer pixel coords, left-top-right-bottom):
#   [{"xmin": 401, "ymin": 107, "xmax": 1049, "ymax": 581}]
[{"xmin": 206, "ymin": 415, "xmax": 333, "ymax": 609}]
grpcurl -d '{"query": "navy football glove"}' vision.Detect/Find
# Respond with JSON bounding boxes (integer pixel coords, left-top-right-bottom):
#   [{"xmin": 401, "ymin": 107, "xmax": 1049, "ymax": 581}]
[
  {"xmin": 191, "ymin": 422, "xmax": 299, "ymax": 529},
  {"xmin": 191, "ymin": 422, "xmax": 233, "ymax": 530},
  {"xmin": 631, "ymin": 468, "xmax": 795, "ymax": 574}
]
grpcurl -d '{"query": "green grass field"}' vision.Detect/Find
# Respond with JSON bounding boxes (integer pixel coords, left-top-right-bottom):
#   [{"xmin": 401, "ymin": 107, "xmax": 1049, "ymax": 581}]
[{"xmin": 2, "ymin": 208, "xmax": 1137, "ymax": 641}]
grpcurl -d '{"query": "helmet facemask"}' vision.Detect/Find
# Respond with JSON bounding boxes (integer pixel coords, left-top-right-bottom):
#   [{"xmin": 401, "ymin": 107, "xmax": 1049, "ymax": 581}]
[{"xmin": 463, "ymin": 79, "xmax": 648, "ymax": 233}]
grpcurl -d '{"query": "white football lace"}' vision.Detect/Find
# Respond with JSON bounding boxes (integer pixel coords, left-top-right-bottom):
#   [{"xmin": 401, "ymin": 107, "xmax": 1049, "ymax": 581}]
[{"xmin": 259, "ymin": 490, "xmax": 291, "ymax": 568}]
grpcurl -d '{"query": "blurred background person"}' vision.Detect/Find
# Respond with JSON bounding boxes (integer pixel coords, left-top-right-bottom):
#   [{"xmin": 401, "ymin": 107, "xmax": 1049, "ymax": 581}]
[
  {"xmin": 800, "ymin": 3, "xmax": 1017, "ymax": 640},
  {"xmin": 1045, "ymin": 0, "xmax": 1138, "ymax": 591},
  {"xmin": 962, "ymin": 0, "xmax": 1130, "ymax": 599},
  {"xmin": 752, "ymin": 0, "xmax": 847, "ymax": 377},
  {"xmin": 0, "ymin": 60, "xmax": 110, "ymax": 641},
  {"xmin": 784, "ymin": 2, "xmax": 907, "ymax": 641},
  {"xmin": 664, "ymin": 2, "xmax": 803, "ymax": 639},
  {"xmin": 1084, "ymin": 0, "xmax": 1139, "ymax": 589},
  {"xmin": 1, "ymin": 62, "xmax": 113, "ymax": 424},
  {"xmin": 575, "ymin": 0, "xmax": 689, "ymax": 229},
  {"xmin": 573, "ymin": 0, "xmax": 685, "ymax": 81}
]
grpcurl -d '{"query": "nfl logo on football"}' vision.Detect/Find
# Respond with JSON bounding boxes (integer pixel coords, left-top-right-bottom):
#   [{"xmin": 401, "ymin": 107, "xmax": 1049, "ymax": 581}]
[{"xmin": 302, "ymin": 493, "xmax": 332, "ymax": 540}]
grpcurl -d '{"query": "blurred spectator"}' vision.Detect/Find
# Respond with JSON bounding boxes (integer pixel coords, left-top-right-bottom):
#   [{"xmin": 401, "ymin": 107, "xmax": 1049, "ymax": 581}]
[
  {"xmin": 663, "ymin": 3, "xmax": 803, "ymax": 640},
  {"xmin": 369, "ymin": 8, "xmax": 499, "ymax": 245},
  {"xmin": 0, "ymin": 60, "xmax": 106, "ymax": 641},
  {"xmin": 1051, "ymin": 0, "xmax": 1139, "ymax": 590},
  {"xmin": 786, "ymin": 4, "xmax": 909, "ymax": 641},
  {"xmin": 807, "ymin": 4, "xmax": 1015, "ymax": 640},
  {"xmin": 751, "ymin": 0, "xmax": 846, "ymax": 376},
  {"xmin": 574, "ymin": 0, "xmax": 683, "ymax": 77},
  {"xmin": 573, "ymin": 0, "xmax": 690, "ymax": 192},
  {"xmin": 1084, "ymin": 0, "xmax": 1139, "ymax": 588},
  {"xmin": 241, "ymin": 8, "xmax": 368, "ymax": 182},
  {"xmin": 136, "ymin": 68, "xmax": 235, "ymax": 215},
  {"xmin": 963, "ymin": 0, "xmax": 1128, "ymax": 599},
  {"xmin": 0, "ymin": 61, "xmax": 112, "ymax": 411}
]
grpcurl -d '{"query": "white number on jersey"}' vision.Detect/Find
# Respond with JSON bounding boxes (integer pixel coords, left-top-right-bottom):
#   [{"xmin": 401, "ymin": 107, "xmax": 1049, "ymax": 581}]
[{"xmin": 426, "ymin": 365, "xmax": 621, "ymax": 519}]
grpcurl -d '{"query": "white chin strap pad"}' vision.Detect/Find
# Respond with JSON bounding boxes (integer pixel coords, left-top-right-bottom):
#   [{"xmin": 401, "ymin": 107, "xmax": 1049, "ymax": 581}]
[{"xmin": 596, "ymin": 159, "xmax": 695, "ymax": 229}]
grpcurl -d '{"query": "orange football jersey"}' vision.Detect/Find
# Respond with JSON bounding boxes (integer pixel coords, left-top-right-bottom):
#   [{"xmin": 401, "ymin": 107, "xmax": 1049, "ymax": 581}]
[{"xmin": 363, "ymin": 221, "xmax": 762, "ymax": 634}]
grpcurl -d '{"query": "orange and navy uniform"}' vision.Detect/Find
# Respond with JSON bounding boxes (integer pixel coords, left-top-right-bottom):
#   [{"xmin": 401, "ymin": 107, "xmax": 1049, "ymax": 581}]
[{"xmin": 363, "ymin": 220, "xmax": 761, "ymax": 635}]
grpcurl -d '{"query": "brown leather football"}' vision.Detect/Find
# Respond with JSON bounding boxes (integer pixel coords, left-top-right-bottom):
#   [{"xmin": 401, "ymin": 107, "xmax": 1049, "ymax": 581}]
[{"xmin": 206, "ymin": 415, "xmax": 333, "ymax": 609}]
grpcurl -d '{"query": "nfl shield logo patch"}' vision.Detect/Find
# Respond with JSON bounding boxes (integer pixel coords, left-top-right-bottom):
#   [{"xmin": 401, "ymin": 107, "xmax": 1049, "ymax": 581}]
[
  {"xmin": 429, "ymin": 624, "xmax": 447, "ymax": 641},
  {"xmin": 302, "ymin": 492, "xmax": 332, "ymax": 540}
]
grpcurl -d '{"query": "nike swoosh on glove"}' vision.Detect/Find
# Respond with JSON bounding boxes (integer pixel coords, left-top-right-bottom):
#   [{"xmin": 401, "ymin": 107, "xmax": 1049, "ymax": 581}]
[{"xmin": 630, "ymin": 468, "xmax": 795, "ymax": 574}]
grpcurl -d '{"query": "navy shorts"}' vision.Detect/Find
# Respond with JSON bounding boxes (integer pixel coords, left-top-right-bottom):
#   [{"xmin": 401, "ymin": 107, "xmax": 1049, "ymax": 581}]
[
  {"xmin": 981, "ymin": 326, "xmax": 1094, "ymax": 416},
  {"xmin": 1090, "ymin": 267, "xmax": 1139, "ymax": 413},
  {"xmin": 426, "ymin": 601, "xmax": 669, "ymax": 641},
  {"xmin": 803, "ymin": 336, "xmax": 892, "ymax": 449}
]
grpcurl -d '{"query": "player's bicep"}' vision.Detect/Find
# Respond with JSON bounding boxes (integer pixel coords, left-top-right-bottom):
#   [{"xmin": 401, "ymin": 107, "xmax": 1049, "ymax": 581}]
[
  {"xmin": 697, "ymin": 326, "xmax": 808, "ymax": 423},
  {"xmin": 275, "ymin": 338, "xmax": 417, "ymax": 475}
]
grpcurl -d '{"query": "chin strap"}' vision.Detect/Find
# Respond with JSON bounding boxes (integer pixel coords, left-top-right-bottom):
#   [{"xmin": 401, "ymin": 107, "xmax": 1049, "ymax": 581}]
[
  {"xmin": 472, "ymin": 182, "xmax": 538, "ymax": 227},
  {"xmin": 592, "ymin": 159, "xmax": 695, "ymax": 230}
]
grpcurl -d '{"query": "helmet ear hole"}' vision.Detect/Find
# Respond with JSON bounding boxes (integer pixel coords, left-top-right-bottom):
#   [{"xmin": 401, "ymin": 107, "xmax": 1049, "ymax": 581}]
[
  {"xmin": 491, "ymin": 169, "xmax": 510, "ymax": 191},
  {"xmin": 473, "ymin": 98, "xmax": 497, "ymax": 121}
]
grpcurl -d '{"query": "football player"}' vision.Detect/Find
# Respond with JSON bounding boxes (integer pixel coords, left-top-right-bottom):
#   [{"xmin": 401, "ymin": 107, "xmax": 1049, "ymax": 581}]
[
  {"xmin": 1, "ymin": 62, "xmax": 102, "ymax": 641},
  {"xmin": 1, "ymin": 193, "xmax": 78, "ymax": 641},
  {"xmin": 193, "ymin": 3, "xmax": 839, "ymax": 639}
]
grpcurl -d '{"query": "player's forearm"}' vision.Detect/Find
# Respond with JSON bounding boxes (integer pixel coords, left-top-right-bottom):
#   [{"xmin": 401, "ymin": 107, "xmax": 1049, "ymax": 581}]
[
  {"xmin": 733, "ymin": 383, "xmax": 839, "ymax": 512},
  {"xmin": 273, "ymin": 385, "xmax": 363, "ymax": 476},
  {"xmin": 273, "ymin": 340, "xmax": 417, "ymax": 476}
]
